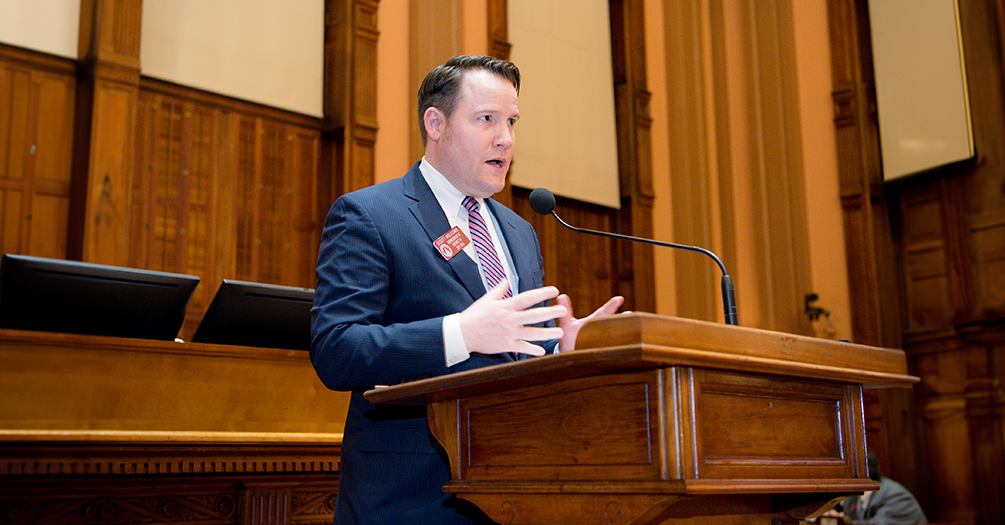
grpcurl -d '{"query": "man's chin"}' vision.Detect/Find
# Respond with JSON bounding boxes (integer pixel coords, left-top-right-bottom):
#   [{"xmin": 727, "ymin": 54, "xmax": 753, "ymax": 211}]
[{"xmin": 472, "ymin": 173, "xmax": 508, "ymax": 198}]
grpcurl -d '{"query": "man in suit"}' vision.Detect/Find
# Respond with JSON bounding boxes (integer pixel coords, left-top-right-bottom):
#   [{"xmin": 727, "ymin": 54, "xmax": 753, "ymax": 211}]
[{"xmin": 311, "ymin": 55, "xmax": 623, "ymax": 525}]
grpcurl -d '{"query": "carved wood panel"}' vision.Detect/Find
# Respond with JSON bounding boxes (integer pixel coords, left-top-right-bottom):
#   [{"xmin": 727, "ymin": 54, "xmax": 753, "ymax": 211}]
[
  {"xmin": 0, "ymin": 49, "xmax": 76, "ymax": 260},
  {"xmin": 0, "ymin": 474, "xmax": 337, "ymax": 525}
]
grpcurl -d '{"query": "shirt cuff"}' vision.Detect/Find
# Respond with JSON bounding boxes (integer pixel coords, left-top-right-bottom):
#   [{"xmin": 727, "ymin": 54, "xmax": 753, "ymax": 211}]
[{"xmin": 443, "ymin": 313, "xmax": 471, "ymax": 367}]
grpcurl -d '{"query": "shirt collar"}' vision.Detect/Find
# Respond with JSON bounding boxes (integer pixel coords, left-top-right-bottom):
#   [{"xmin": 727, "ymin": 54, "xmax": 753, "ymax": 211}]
[{"xmin": 420, "ymin": 157, "xmax": 483, "ymax": 218}]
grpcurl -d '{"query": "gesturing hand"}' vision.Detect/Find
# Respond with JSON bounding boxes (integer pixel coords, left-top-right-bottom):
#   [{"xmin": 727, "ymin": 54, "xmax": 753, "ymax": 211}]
[
  {"xmin": 556, "ymin": 294, "xmax": 625, "ymax": 352},
  {"xmin": 458, "ymin": 281, "xmax": 567, "ymax": 357}
]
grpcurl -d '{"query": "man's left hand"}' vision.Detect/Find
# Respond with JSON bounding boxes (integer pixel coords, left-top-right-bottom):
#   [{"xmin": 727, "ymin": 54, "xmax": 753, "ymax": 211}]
[{"xmin": 556, "ymin": 294, "xmax": 625, "ymax": 352}]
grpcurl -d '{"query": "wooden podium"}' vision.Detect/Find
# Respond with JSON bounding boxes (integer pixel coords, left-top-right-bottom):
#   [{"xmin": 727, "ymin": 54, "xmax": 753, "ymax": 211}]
[{"xmin": 365, "ymin": 313, "xmax": 918, "ymax": 525}]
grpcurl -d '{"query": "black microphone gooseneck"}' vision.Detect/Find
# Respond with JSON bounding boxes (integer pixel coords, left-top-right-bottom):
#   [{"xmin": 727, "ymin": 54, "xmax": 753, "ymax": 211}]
[{"xmin": 529, "ymin": 187, "xmax": 738, "ymax": 326}]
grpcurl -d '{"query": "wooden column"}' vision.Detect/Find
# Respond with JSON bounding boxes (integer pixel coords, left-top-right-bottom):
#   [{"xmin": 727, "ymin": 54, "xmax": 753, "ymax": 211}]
[
  {"xmin": 609, "ymin": 0, "xmax": 656, "ymax": 314},
  {"xmin": 322, "ymin": 0, "xmax": 379, "ymax": 212},
  {"xmin": 826, "ymin": 0, "xmax": 899, "ymax": 350},
  {"xmin": 69, "ymin": 0, "xmax": 142, "ymax": 265}
]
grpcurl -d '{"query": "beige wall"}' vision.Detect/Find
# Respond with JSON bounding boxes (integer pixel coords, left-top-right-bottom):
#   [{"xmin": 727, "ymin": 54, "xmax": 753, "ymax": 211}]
[
  {"xmin": 0, "ymin": 0, "xmax": 79, "ymax": 59},
  {"xmin": 140, "ymin": 0, "xmax": 324, "ymax": 117}
]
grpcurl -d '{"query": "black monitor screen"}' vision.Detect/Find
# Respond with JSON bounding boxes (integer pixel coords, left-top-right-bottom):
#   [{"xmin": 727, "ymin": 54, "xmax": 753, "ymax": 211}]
[
  {"xmin": 191, "ymin": 280, "xmax": 314, "ymax": 350},
  {"xmin": 0, "ymin": 254, "xmax": 200, "ymax": 341}
]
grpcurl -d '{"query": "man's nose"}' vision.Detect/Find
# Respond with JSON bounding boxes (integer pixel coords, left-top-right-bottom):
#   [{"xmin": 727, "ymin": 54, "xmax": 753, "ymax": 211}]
[{"xmin": 496, "ymin": 125, "xmax": 514, "ymax": 148}]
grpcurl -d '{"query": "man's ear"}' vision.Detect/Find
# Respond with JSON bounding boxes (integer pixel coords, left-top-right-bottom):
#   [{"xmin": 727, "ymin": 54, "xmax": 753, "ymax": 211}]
[{"xmin": 424, "ymin": 107, "xmax": 445, "ymax": 142}]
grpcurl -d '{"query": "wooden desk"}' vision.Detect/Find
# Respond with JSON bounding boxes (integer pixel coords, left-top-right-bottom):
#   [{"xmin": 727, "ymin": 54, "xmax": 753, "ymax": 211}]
[
  {"xmin": 367, "ymin": 313, "xmax": 918, "ymax": 525},
  {"xmin": 0, "ymin": 329, "xmax": 349, "ymax": 525}
]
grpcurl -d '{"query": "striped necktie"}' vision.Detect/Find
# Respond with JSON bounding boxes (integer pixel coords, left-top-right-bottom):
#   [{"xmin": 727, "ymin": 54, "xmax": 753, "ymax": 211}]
[{"xmin": 463, "ymin": 197, "xmax": 512, "ymax": 298}]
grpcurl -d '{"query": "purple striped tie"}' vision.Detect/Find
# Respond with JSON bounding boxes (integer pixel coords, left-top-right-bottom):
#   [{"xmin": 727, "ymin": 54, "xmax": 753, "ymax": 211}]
[{"xmin": 463, "ymin": 197, "xmax": 512, "ymax": 298}]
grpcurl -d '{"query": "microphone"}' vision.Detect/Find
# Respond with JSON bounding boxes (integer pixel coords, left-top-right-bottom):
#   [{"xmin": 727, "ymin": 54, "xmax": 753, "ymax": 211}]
[{"xmin": 529, "ymin": 187, "xmax": 738, "ymax": 325}]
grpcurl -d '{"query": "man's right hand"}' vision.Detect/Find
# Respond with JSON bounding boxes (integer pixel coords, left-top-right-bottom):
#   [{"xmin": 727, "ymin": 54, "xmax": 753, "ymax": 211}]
[{"xmin": 458, "ymin": 281, "xmax": 566, "ymax": 357}]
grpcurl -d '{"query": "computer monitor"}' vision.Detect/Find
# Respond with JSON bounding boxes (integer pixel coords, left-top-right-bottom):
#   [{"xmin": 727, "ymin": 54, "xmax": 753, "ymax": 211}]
[
  {"xmin": 0, "ymin": 254, "xmax": 200, "ymax": 341},
  {"xmin": 191, "ymin": 280, "xmax": 314, "ymax": 351}
]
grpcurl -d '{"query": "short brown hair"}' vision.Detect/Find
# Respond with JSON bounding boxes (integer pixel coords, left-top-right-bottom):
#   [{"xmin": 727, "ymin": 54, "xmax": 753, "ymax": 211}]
[{"xmin": 416, "ymin": 55, "xmax": 521, "ymax": 145}]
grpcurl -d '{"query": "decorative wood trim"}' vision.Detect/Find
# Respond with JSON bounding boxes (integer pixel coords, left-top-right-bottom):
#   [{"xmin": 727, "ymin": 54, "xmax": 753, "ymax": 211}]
[{"xmin": 0, "ymin": 437, "xmax": 340, "ymax": 477}]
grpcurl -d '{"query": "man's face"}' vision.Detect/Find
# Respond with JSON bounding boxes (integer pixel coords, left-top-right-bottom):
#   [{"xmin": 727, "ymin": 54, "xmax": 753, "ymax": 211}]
[{"xmin": 430, "ymin": 69, "xmax": 519, "ymax": 198}]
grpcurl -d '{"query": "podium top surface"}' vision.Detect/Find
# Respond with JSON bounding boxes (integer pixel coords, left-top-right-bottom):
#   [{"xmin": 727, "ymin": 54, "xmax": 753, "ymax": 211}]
[{"xmin": 365, "ymin": 313, "xmax": 917, "ymax": 406}]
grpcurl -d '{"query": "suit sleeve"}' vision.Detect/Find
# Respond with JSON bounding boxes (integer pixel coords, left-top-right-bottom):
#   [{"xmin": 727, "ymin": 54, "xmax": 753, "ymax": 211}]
[{"xmin": 310, "ymin": 195, "xmax": 449, "ymax": 392}]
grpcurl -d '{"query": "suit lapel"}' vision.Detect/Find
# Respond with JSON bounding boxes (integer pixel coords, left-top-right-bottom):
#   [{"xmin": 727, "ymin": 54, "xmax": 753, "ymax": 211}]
[{"xmin": 403, "ymin": 164, "xmax": 486, "ymax": 301}]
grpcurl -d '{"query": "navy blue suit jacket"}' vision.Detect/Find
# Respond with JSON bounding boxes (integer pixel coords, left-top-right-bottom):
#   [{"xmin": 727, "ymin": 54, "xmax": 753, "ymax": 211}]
[{"xmin": 311, "ymin": 162, "xmax": 556, "ymax": 524}]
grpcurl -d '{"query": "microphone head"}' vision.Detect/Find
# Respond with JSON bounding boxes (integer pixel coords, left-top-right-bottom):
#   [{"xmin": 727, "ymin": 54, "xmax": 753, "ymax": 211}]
[{"xmin": 529, "ymin": 188, "xmax": 556, "ymax": 215}]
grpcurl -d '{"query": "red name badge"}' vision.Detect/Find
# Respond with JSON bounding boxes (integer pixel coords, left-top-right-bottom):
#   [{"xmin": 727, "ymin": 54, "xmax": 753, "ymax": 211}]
[{"xmin": 434, "ymin": 226, "xmax": 471, "ymax": 261}]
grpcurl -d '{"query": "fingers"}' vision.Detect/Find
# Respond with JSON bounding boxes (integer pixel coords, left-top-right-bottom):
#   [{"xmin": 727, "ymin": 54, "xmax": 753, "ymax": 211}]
[
  {"xmin": 513, "ymin": 304, "xmax": 567, "ymax": 326},
  {"xmin": 556, "ymin": 294, "xmax": 573, "ymax": 319},
  {"xmin": 514, "ymin": 324, "xmax": 564, "ymax": 342},
  {"xmin": 483, "ymin": 280, "xmax": 512, "ymax": 300},
  {"xmin": 513, "ymin": 340, "xmax": 547, "ymax": 356},
  {"xmin": 591, "ymin": 296, "xmax": 625, "ymax": 318},
  {"xmin": 507, "ymin": 284, "xmax": 560, "ymax": 311}
]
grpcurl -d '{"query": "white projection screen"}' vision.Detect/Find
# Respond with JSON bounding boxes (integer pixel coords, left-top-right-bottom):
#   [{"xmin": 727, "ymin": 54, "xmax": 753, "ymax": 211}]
[{"xmin": 868, "ymin": 0, "xmax": 974, "ymax": 181}]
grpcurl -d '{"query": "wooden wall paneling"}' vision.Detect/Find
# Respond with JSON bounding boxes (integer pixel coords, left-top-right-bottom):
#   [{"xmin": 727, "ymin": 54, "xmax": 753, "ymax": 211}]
[
  {"xmin": 512, "ymin": 188, "xmax": 618, "ymax": 317},
  {"xmin": 0, "ymin": 58, "xmax": 22, "ymax": 256},
  {"xmin": 897, "ymin": 178, "xmax": 955, "ymax": 330},
  {"xmin": 25, "ymin": 70, "xmax": 74, "ymax": 259},
  {"xmin": 289, "ymin": 128, "xmax": 321, "ymax": 289},
  {"xmin": 236, "ymin": 121, "xmax": 320, "ymax": 290},
  {"xmin": 830, "ymin": 0, "xmax": 1005, "ymax": 523},
  {"xmin": 0, "ymin": 48, "xmax": 76, "ymax": 260},
  {"xmin": 963, "ymin": 0, "xmax": 1005, "ymax": 319},
  {"xmin": 487, "ymin": 0, "xmax": 511, "ymax": 61},
  {"xmin": 70, "ymin": 0, "xmax": 143, "ymax": 266},
  {"xmin": 130, "ymin": 93, "xmax": 219, "ymax": 339},
  {"xmin": 609, "ymin": 0, "xmax": 656, "ymax": 314}
]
